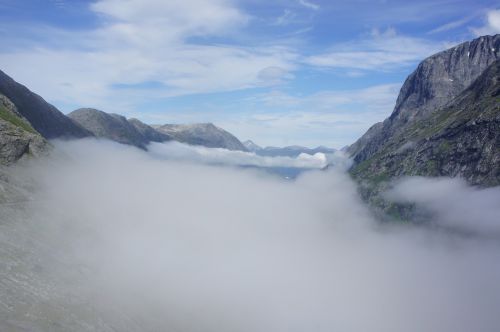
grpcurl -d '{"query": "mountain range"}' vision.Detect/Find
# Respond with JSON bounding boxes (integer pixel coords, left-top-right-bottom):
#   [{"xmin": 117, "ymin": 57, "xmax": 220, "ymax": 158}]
[
  {"xmin": 0, "ymin": 70, "xmax": 250, "ymax": 161},
  {"xmin": 243, "ymin": 140, "xmax": 335, "ymax": 157},
  {"xmin": 0, "ymin": 34, "xmax": 499, "ymax": 222}
]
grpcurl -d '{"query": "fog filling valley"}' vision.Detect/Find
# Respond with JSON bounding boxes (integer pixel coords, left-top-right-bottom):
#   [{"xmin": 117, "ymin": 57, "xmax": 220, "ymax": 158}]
[{"xmin": 1, "ymin": 139, "xmax": 500, "ymax": 331}]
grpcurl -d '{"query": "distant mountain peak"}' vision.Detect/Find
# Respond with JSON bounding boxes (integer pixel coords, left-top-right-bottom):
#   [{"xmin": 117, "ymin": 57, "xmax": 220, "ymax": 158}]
[
  {"xmin": 155, "ymin": 123, "xmax": 247, "ymax": 151},
  {"xmin": 243, "ymin": 140, "xmax": 262, "ymax": 152}
]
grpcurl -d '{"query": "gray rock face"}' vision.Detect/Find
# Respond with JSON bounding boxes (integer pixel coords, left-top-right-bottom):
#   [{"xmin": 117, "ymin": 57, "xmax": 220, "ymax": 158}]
[
  {"xmin": 348, "ymin": 34, "xmax": 500, "ymax": 164},
  {"xmin": 155, "ymin": 123, "xmax": 248, "ymax": 151},
  {"xmin": 128, "ymin": 118, "xmax": 171, "ymax": 143},
  {"xmin": 68, "ymin": 108, "xmax": 164, "ymax": 149},
  {"xmin": 0, "ymin": 94, "xmax": 48, "ymax": 165},
  {"xmin": 0, "ymin": 70, "xmax": 92, "ymax": 139},
  {"xmin": 350, "ymin": 59, "xmax": 500, "ymax": 216}
]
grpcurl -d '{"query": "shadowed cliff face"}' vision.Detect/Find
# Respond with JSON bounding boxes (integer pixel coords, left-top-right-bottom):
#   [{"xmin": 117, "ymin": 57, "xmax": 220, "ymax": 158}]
[
  {"xmin": 0, "ymin": 70, "xmax": 91, "ymax": 139},
  {"xmin": 348, "ymin": 34, "xmax": 500, "ymax": 165}
]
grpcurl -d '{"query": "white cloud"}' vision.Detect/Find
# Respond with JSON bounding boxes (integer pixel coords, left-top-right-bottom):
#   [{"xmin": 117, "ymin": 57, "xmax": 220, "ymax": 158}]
[
  {"xmin": 135, "ymin": 83, "xmax": 401, "ymax": 148},
  {"xmin": 91, "ymin": 0, "xmax": 249, "ymax": 41},
  {"xmin": 386, "ymin": 177, "xmax": 500, "ymax": 234},
  {"xmin": 258, "ymin": 83, "xmax": 401, "ymax": 112},
  {"xmin": 298, "ymin": 0, "xmax": 319, "ymax": 11},
  {"xmin": 472, "ymin": 9, "xmax": 500, "ymax": 36},
  {"xmin": 0, "ymin": 0, "xmax": 297, "ymax": 111},
  {"xmin": 227, "ymin": 83, "xmax": 400, "ymax": 147},
  {"xmin": 273, "ymin": 9, "xmax": 298, "ymax": 26},
  {"xmin": 148, "ymin": 141, "xmax": 329, "ymax": 169},
  {"xmin": 428, "ymin": 16, "xmax": 474, "ymax": 34},
  {"xmin": 305, "ymin": 28, "xmax": 445, "ymax": 71}
]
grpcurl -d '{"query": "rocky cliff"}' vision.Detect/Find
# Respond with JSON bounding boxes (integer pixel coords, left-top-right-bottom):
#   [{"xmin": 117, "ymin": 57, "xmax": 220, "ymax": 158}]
[
  {"xmin": 348, "ymin": 35, "xmax": 500, "ymax": 164},
  {"xmin": 350, "ymin": 59, "xmax": 500, "ymax": 217}
]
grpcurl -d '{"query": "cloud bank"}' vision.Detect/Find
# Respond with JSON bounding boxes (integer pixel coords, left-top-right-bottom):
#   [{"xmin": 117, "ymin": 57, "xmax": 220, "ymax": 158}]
[
  {"xmin": 387, "ymin": 176, "xmax": 500, "ymax": 235},
  {"xmin": 1, "ymin": 140, "xmax": 500, "ymax": 331},
  {"xmin": 148, "ymin": 140, "xmax": 329, "ymax": 170}
]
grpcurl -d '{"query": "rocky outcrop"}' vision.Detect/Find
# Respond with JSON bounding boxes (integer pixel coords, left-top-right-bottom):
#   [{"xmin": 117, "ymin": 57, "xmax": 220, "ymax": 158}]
[
  {"xmin": 155, "ymin": 123, "xmax": 248, "ymax": 151},
  {"xmin": 348, "ymin": 34, "xmax": 500, "ymax": 164},
  {"xmin": 350, "ymin": 59, "xmax": 500, "ymax": 217},
  {"xmin": 68, "ymin": 108, "xmax": 165, "ymax": 149},
  {"xmin": 0, "ymin": 70, "xmax": 92, "ymax": 139},
  {"xmin": 0, "ymin": 94, "xmax": 47, "ymax": 165}
]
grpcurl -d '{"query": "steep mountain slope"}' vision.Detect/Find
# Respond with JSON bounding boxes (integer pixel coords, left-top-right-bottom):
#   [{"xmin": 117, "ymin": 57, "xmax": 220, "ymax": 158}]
[
  {"xmin": 0, "ymin": 94, "xmax": 47, "ymax": 165},
  {"xmin": 68, "ymin": 108, "xmax": 161, "ymax": 149},
  {"xmin": 0, "ymin": 70, "xmax": 91, "ymax": 139},
  {"xmin": 348, "ymin": 34, "xmax": 500, "ymax": 164},
  {"xmin": 351, "ymin": 59, "xmax": 500, "ymax": 213},
  {"xmin": 128, "ymin": 118, "xmax": 171, "ymax": 143},
  {"xmin": 155, "ymin": 123, "xmax": 247, "ymax": 151}
]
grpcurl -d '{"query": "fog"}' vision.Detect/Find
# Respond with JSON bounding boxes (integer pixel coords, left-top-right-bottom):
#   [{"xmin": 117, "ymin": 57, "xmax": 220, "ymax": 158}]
[
  {"xmin": 1, "ymin": 139, "xmax": 500, "ymax": 332},
  {"xmin": 387, "ymin": 177, "xmax": 500, "ymax": 235}
]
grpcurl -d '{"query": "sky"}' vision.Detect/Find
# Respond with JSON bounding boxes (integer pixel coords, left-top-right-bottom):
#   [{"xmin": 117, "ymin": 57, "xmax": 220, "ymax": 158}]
[{"xmin": 0, "ymin": 0, "xmax": 499, "ymax": 148}]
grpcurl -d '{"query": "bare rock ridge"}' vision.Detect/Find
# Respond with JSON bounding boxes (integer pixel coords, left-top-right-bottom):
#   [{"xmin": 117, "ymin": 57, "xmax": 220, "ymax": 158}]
[
  {"xmin": 348, "ymin": 34, "xmax": 500, "ymax": 165},
  {"xmin": 68, "ymin": 109, "xmax": 247, "ymax": 151},
  {"xmin": 0, "ymin": 70, "xmax": 91, "ymax": 139},
  {"xmin": 155, "ymin": 123, "xmax": 248, "ymax": 151},
  {"xmin": 68, "ymin": 108, "xmax": 169, "ymax": 150}
]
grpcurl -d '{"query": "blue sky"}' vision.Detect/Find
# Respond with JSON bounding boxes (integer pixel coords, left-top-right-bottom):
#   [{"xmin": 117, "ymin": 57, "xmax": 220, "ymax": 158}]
[{"xmin": 0, "ymin": 0, "xmax": 499, "ymax": 148}]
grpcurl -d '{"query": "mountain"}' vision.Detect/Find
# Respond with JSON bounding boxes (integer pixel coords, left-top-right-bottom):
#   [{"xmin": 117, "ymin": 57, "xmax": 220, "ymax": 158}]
[
  {"xmin": 349, "ymin": 36, "xmax": 500, "ymax": 218},
  {"xmin": 348, "ymin": 35, "xmax": 500, "ymax": 165},
  {"xmin": 257, "ymin": 145, "xmax": 336, "ymax": 157},
  {"xmin": 243, "ymin": 140, "xmax": 336, "ymax": 157},
  {"xmin": 0, "ymin": 70, "xmax": 91, "ymax": 139},
  {"xmin": 128, "ymin": 118, "xmax": 171, "ymax": 143},
  {"xmin": 243, "ymin": 140, "xmax": 262, "ymax": 152},
  {"xmin": 68, "ymin": 108, "xmax": 168, "ymax": 149},
  {"xmin": 0, "ymin": 94, "xmax": 47, "ymax": 165},
  {"xmin": 155, "ymin": 123, "xmax": 248, "ymax": 151}
]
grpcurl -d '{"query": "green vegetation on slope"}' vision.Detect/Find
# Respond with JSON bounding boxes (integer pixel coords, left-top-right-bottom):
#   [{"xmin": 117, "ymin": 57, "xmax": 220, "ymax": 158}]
[{"xmin": 0, "ymin": 103, "xmax": 37, "ymax": 134}]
